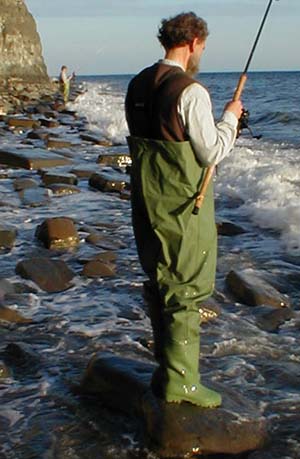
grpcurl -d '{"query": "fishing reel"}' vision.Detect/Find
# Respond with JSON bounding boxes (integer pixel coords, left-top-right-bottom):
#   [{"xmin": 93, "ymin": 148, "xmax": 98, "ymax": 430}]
[{"xmin": 237, "ymin": 108, "xmax": 261, "ymax": 139}]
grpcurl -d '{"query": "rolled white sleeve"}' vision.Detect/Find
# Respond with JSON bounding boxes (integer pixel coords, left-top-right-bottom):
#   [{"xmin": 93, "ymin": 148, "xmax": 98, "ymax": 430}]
[{"xmin": 178, "ymin": 83, "xmax": 238, "ymax": 166}]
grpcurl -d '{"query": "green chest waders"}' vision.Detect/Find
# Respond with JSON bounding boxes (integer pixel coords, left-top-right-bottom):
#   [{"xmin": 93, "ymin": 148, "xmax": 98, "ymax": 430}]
[{"xmin": 128, "ymin": 137, "xmax": 221, "ymax": 407}]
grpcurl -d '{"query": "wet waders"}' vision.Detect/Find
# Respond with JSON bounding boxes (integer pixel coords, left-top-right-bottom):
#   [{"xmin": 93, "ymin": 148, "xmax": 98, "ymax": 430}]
[{"xmin": 128, "ymin": 136, "xmax": 221, "ymax": 408}]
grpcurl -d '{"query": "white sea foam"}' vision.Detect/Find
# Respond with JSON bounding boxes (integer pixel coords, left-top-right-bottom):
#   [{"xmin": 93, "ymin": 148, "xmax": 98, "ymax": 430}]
[
  {"xmin": 216, "ymin": 140, "xmax": 300, "ymax": 256},
  {"xmin": 71, "ymin": 81, "xmax": 128, "ymax": 145}
]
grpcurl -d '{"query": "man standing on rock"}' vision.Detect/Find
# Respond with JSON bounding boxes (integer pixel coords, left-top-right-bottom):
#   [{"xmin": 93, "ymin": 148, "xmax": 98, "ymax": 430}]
[{"xmin": 125, "ymin": 12, "xmax": 242, "ymax": 407}]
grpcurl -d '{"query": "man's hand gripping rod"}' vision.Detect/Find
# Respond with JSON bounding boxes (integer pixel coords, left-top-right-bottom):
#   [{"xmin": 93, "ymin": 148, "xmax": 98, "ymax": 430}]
[{"xmin": 192, "ymin": 0, "xmax": 278, "ymax": 215}]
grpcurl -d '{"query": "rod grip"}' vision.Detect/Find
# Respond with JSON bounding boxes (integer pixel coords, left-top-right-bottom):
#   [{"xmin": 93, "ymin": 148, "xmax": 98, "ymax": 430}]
[
  {"xmin": 192, "ymin": 166, "xmax": 215, "ymax": 214},
  {"xmin": 233, "ymin": 73, "xmax": 247, "ymax": 101}
]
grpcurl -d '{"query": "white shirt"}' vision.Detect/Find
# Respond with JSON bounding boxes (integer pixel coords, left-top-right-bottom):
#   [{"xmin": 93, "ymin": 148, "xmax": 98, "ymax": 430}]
[{"xmin": 160, "ymin": 59, "xmax": 238, "ymax": 166}]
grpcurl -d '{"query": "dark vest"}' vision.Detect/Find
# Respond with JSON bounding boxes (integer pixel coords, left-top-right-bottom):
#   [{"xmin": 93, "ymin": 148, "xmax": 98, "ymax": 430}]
[{"xmin": 125, "ymin": 63, "xmax": 197, "ymax": 142}]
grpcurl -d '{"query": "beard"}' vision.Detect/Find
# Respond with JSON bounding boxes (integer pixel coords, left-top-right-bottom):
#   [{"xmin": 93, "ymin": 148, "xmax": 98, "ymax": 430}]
[{"xmin": 186, "ymin": 54, "xmax": 200, "ymax": 77}]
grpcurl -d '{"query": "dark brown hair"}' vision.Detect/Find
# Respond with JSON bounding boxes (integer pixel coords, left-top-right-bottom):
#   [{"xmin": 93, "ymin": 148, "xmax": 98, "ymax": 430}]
[{"xmin": 157, "ymin": 12, "xmax": 208, "ymax": 50}]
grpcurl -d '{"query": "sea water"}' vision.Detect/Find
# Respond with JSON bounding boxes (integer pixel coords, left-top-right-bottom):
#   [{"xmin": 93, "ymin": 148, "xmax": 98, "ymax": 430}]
[{"xmin": 73, "ymin": 71, "xmax": 300, "ymax": 257}]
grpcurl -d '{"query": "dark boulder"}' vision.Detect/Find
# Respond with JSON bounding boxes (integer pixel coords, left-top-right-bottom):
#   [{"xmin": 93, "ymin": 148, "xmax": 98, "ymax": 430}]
[
  {"xmin": 79, "ymin": 353, "xmax": 268, "ymax": 458},
  {"xmin": 0, "ymin": 305, "xmax": 32, "ymax": 324},
  {"xmin": 46, "ymin": 138, "xmax": 73, "ymax": 150},
  {"xmin": 89, "ymin": 172, "xmax": 129, "ymax": 193},
  {"xmin": 254, "ymin": 305, "xmax": 295, "ymax": 332},
  {"xmin": 39, "ymin": 118, "xmax": 60, "ymax": 129},
  {"xmin": 7, "ymin": 117, "xmax": 41, "ymax": 129},
  {"xmin": 226, "ymin": 269, "xmax": 289, "ymax": 308},
  {"xmin": 16, "ymin": 257, "xmax": 75, "ymax": 292},
  {"xmin": 81, "ymin": 260, "xmax": 115, "ymax": 278},
  {"xmin": 0, "ymin": 225, "xmax": 17, "ymax": 249},
  {"xmin": 70, "ymin": 167, "xmax": 95, "ymax": 179},
  {"xmin": 217, "ymin": 220, "xmax": 247, "ymax": 236},
  {"xmin": 35, "ymin": 217, "xmax": 80, "ymax": 250},
  {"xmin": 48, "ymin": 183, "xmax": 81, "ymax": 196},
  {"xmin": 0, "ymin": 361, "xmax": 11, "ymax": 379},
  {"xmin": 42, "ymin": 172, "xmax": 78, "ymax": 186}
]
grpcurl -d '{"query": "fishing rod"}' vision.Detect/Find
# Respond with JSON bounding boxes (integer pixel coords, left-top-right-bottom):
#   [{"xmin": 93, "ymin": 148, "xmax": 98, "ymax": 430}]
[{"xmin": 192, "ymin": 0, "xmax": 279, "ymax": 215}]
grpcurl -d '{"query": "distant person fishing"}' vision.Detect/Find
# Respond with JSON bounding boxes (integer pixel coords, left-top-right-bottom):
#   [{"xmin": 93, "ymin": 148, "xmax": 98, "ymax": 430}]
[{"xmin": 59, "ymin": 65, "xmax": 75, "ymax": 103}]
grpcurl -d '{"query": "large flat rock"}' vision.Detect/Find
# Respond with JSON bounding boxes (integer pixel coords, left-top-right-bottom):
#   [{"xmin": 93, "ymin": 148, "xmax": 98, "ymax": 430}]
[
  {"xmin": 0, "ymin": 147, "xmax": 72, "ymax": 170},
  {"xmin": 80, "ymin": 353, "xmax": 268, "ymax": 458}
]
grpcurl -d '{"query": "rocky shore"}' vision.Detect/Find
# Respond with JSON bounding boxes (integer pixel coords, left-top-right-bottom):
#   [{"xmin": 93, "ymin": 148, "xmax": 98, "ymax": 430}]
[{"xmin": 0, "ymin": 81, "xmax": 299, "ymax": 458}]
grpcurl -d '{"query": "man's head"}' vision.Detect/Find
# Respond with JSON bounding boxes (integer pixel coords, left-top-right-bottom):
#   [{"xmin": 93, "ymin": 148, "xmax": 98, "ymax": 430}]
[
  {"xmin": 157, "ymin": 12, "xmax": 208, "ymax": 76},
  {"xmin": 157, "ymin": 12, "xmax": 208, "ymax": 51}
]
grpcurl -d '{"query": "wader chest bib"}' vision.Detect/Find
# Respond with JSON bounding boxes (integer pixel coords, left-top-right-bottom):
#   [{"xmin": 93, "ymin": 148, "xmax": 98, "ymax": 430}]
[{"xmin": 128, "ymin": 136, "xmax": 217, "ymax": 307}]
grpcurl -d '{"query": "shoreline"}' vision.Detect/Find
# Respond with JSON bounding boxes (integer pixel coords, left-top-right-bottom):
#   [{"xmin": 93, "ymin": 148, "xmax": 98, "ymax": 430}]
[{"xmin": 0, "ymin": 81, "xmax": 299, "ymax": 458}]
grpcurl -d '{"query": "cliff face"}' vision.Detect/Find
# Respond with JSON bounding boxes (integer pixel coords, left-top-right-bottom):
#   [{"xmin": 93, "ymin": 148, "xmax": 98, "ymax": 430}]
[{"xmin": 0, "ymin": 0, "xmax": 49, "ymax": 82}]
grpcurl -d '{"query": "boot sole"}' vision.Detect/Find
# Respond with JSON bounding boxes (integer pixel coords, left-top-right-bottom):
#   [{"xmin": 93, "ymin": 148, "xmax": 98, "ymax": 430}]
[{"xmin": 165, "ymin": 395, "xmax": 221, "ymax": 408}]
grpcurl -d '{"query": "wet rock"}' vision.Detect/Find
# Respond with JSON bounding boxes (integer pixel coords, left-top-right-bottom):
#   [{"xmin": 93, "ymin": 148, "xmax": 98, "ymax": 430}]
[
  {"xmin": 120, "ymin": 190, "xmax": 131, "ymax": 200},
  {"xmin": 42, "ymin": 172, "xmax": 78, "ymax": 187},
  {"xmin": 80, "ymin": 353, "xmax": 268, "ymax": 458},
  {"xmin": 39, "ymin": 118, "xmax": 60, "ymax": 129},
  {"xmin": 85, "ymin": 232, "xmax": 124, "ymax": 250},
  {"xmin": 226, "ymin": 269, "xmax": 289, "ymax": 308},
  {"xmin": 80, "ymin": 132, "xmax": 113, "ymax": 146},
  {"xmin": 7, "ymin": 117, "xmax": 41, "ymax": 129},
  {"xmin": 69, "ymin": 167, "xmax": 95, "ymax": 179},
  {"xmin": 13, "ymin": 177, "xmax": 39, "ymax": 191},
  {"xmin": 217, "ymin": 220, "xmax": 247, "ymax": 236},
  {"xmin": 254, "ymin": 305, "xmax": 295, "ymax": 332},
  {"xmin": 26, "ymin": 129, "xmax": 50, "ymax": 141},
  {"xmin": 32, "ymin": 104, "xmax": 51, "ymax": 115},
  {"xmin": 0, "ymin": 147, "xmax": 72, "ymax": 169},
  {"xmin": 81, "ymin": 260, "xmax": 115, "ymax": 278},
  {"xmin": 260, "ymin": 361, "xmax": 300, "ymax": 390},
  {"xmin": 199, "ymin": 297, "xmax": 222, "ymax": 323},
  {"xmin": 78, "ymin": 251, "xmax": 117, "ymax": 265},
  {"xmin": 11, "ymin": 282, "xmax": 38, "ymax": 295},
  {"xmin": 47, "ymin": 183, "xmax": 81, "ymax": 196},
  {"xmin": 46, "ymin": 138, "xmax": 73, "ymax": 149},
  {"xmin": 3, "ymin": 343, "xmax": 40, "ymax": 376},
  {"xmin": 0, "ymin": 305, "xmax": 32, "ymax": 324},
  {"xmin": 89, "ymin": 172, "xmax": 128, "ymax": 193},
  {"xmin": 16, "ymin": 257, "xmax": 75, "ymax": 292},
  {"xmin": 19, "ymin": 187, "xmax": 51, "ymax": 207},
  {"xmin": 97, "ymin": 153, "xmax": 131, "ymax": 168},
  {"xmin": 35, "ymin": 217, "xmax": 80, "ymax": 250},
  {"xmin": 0, "ymin": 361, "xmax": 11, "ymax": 379},
  {"xmin": 0, "ymin": 225, "xmax": 17, "ymax": 249},
  {"xmin": 85, "ymin": 232, "xmax": 107, "ymax": 246}
]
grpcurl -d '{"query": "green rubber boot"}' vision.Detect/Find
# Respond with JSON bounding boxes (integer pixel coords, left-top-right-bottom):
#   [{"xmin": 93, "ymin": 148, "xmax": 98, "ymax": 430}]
[{"xmin": 152, "ymin": 306, "xmax": 221, "ymax": 408}]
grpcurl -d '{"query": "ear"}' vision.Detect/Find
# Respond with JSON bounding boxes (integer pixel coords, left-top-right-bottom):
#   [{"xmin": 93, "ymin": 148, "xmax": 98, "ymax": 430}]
[{"xmin": 189, "ymin": 37, "xmax": 199, "ymax": 52}]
